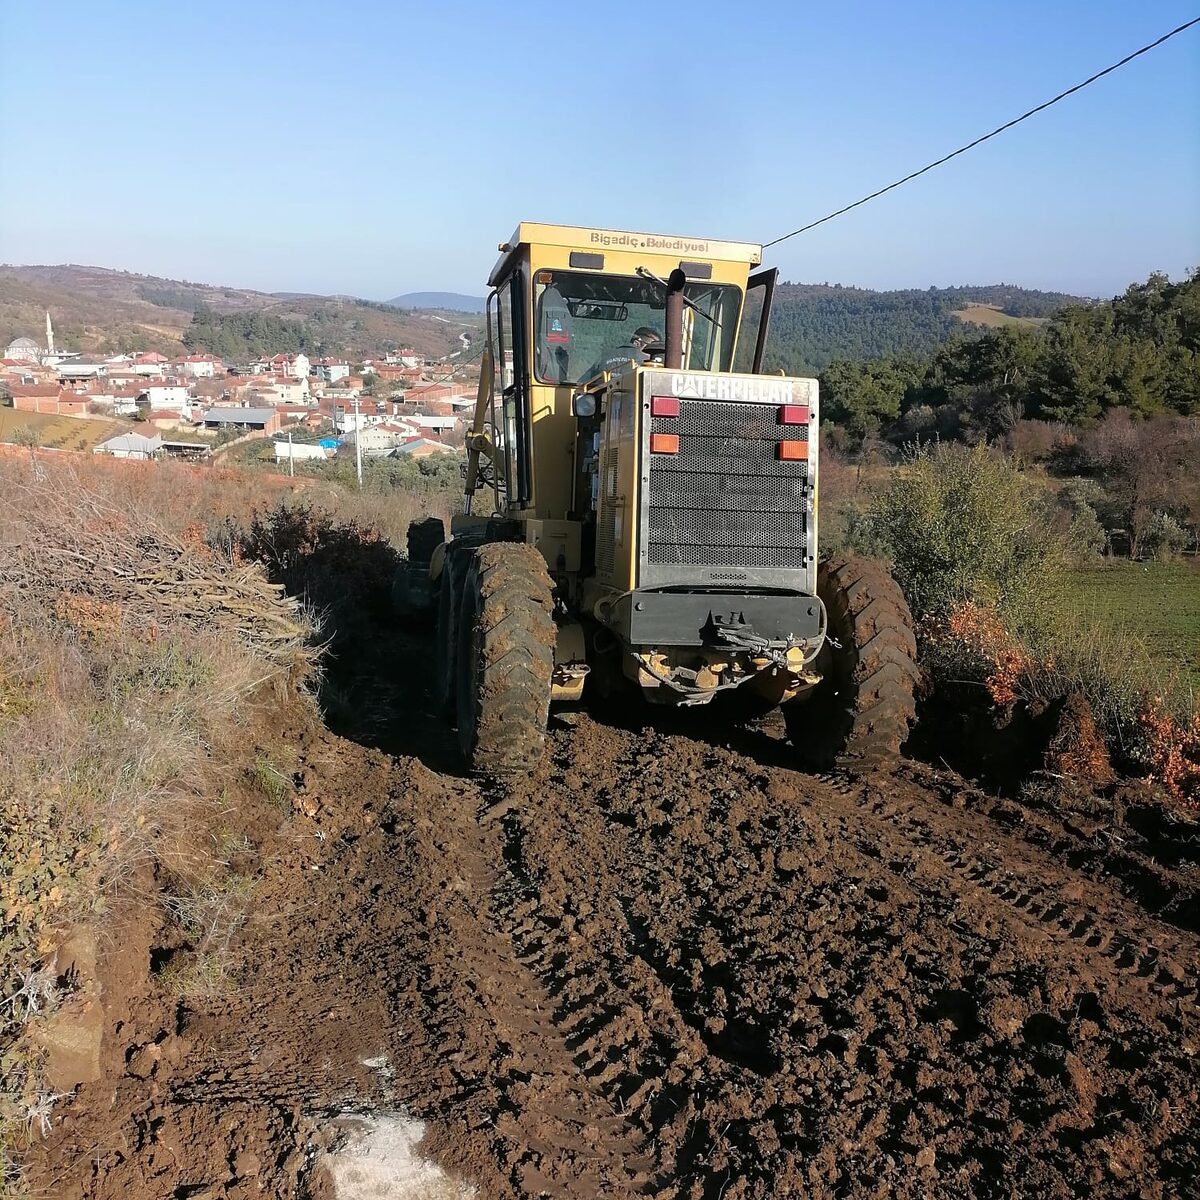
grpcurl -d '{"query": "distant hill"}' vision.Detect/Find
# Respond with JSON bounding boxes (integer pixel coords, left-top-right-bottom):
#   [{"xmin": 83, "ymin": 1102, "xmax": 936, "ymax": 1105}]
[
  {"xmin": 757, "ymin": 282, "xmax": 1090, "ymax": 375},
  {"xmin": 386, "ymin": 291, "xmax": 486, "ymax": 313},
  {"xmin": 0, "ymin": 266, "xmax": 483, "ymax": 362},
  {"xmin": 0, "ymin": 264, "xmax": 1088, "ymax": 371}
]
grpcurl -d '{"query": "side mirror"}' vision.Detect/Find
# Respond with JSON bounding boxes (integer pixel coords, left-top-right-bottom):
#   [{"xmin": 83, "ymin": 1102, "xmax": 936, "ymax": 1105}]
[{"xmin": 571, "ymin": 392, "xmax": 597, "ymax": 418}]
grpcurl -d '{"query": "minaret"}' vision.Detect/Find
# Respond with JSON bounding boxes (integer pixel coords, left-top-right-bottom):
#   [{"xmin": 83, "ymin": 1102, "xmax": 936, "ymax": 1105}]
[{"xmin": 45, "ymin": 310, "xmax": 55, "ymax": 355}]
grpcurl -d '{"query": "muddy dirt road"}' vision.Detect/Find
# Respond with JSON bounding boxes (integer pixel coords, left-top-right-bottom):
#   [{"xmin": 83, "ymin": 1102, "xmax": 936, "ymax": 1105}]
[{"xmin": 27, "ymin": 636, "xmax": 1200, "ymax": 1199}]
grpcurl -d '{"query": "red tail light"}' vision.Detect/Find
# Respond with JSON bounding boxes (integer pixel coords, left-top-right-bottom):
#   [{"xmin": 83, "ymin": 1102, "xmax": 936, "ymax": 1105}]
[
  {"xmin": 778, "ymin": 404, "xmax": 810, "ymax": 425},
  {"xmin": 651, "ymin": 395, "xmax": 680, "ymax": 417},
  {"xmin": 777, "ymin": 440, "xmax": 806, "ymax": 461},
  {"xmin": 650, "ymin": 432, "xmax": 679, "ymax": 454}
]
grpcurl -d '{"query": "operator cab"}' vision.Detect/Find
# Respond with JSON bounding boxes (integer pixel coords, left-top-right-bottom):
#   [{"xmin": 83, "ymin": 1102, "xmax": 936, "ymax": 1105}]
[{"xmin": 478, "ymin": 223, "xmax": 779, "ymax": 574}]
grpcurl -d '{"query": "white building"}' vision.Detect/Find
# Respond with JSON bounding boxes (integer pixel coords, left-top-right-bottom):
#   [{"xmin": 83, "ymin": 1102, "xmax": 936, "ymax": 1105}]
[
  {"xmin": 57, "ymin": 359, "xmax": 109, "ymax": 381},
  {"xmin": 138, "ymin": 382, "xmax": 192, "ymax": 412},
  {"xmin": 273, "ymin": 439, "xmax": 328, "ymax": 463},
  {"xmin": 4, "ymin": 336, "xmax": 40, "ymax": 363},
  {"xmin": 180, "ymin": 354, "xmax": 220, "ymax": 378},
  {"xmin": 335, "ymin": 409, "xmax": 388, "ymax": 435},
  {"xmin": 321, "ymin": 361, "xmax": 350, "ymax": 383},
  {"xmin": 410, "ymin": 413, "xmax": 457, "ymax": 433},
  {"xmin": 94, "ymin": 432, "xmax": 163, "ymax": 460}
]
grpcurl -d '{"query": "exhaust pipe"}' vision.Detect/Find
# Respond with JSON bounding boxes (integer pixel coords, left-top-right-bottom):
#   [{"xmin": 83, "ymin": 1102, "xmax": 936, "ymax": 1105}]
[{"xmin": 664, "ymin": 268, "xmax": 687, "ymax": 370}]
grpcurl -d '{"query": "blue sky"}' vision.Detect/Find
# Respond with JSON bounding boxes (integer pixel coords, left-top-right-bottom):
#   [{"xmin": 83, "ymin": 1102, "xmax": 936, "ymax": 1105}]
[{"xmin": 1, "ymin": 1, "xmax": 1196, "ymax": 300}]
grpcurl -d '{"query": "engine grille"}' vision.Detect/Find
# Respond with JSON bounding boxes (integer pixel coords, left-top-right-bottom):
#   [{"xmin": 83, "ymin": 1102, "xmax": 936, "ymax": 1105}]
[
  {"xmin": 646, "ymin": 399, "xmax": 810, "ymax": 573},
  {"xmin": 596, "ymin": 443, "xmax": 619, "ymax": 577}
]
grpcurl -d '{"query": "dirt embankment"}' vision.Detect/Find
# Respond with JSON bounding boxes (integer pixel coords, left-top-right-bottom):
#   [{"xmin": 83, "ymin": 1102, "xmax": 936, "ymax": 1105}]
[{"xmin": 21, "ymin": 625, "xmax": 1200, "ymax": 1199}]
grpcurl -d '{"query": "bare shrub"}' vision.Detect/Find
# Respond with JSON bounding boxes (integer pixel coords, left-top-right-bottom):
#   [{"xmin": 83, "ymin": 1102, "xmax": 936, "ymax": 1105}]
[
  {"xmin": 1004, "ymin": 418, "xmax": 1073, "ymax": 464},
  {"xmin": 239, "ymin": 504, "xmax": 403, "ymax": 648}
]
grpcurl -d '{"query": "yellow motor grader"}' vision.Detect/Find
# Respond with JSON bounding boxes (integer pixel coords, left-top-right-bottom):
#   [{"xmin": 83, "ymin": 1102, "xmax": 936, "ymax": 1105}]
[{"xmin": 397, "ymin": 222, "xmax": 917, "ymax": 775}]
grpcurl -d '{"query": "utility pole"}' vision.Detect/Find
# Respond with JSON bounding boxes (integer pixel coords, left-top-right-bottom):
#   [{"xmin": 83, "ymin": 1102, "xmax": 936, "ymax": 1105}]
[
  {"xmin": 352, "ymin": 394, "xmax": 363, "ymax": 488},
  {"xmin": 287, "ymin": 429, "xmax": 294, "ymax": 477}
]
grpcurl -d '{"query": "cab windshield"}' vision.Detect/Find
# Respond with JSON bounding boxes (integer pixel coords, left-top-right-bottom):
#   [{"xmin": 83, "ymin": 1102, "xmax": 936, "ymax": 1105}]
[{"xmin": 532, "ymin": 270, "xmax": 741, "ymax": 385}]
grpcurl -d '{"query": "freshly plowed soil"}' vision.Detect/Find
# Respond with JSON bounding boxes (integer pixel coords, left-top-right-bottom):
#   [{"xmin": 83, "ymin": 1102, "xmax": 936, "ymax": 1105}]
[{"xmin": 24, "ymin": 630, "xmax": 1200, "ymax": 1199}]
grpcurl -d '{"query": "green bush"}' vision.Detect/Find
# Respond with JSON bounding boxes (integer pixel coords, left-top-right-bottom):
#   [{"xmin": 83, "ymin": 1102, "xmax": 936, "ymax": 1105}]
[
  {"xmin": 849, "ymin": 442, "xmax": 1067, "ymax": 632},
  {"xmin": 1143, "ymin": 512, "xmax": 1188, "ymax": 562},
  {"xmin": 1057, "ymin": 478, "xmax": 1106, "ymax": 563},
  {"xmin": 849, "ymin": 444, "xmax": 1196, "ymax": 779}
]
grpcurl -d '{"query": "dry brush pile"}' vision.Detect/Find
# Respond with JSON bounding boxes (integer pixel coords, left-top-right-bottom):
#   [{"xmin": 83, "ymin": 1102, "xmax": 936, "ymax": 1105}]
[{"xmin": 0, "ymin": 456, "xmax": 319, "ymax": 1185}]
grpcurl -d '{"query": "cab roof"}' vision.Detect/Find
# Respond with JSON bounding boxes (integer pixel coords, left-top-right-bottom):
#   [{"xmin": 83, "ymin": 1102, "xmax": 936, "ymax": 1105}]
[{"xmin": 489, "ymin": 222, "xmax": 762, "ymax": 286}]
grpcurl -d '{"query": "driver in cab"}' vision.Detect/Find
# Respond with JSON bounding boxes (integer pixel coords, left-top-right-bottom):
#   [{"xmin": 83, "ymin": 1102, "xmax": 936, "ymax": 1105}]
[{"xmin": 589, "ymin": 326, "xmax": 662, "ymax": 378}]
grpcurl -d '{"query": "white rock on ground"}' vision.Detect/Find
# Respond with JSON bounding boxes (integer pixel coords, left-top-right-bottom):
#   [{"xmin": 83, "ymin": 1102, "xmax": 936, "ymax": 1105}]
[{"xmin": 318, "ymin": 1112, "xmax": 475, "ymax": 1200}]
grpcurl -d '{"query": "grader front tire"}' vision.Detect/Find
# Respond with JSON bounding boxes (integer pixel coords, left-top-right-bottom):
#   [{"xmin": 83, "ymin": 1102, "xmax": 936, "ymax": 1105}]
[
  {"xmin": 787, "ymin": 552, "xmax": 918, "ymax": 772},
  {"xmin": 455, "ymin": 543, "xmax": 555, "ymax": 777}
]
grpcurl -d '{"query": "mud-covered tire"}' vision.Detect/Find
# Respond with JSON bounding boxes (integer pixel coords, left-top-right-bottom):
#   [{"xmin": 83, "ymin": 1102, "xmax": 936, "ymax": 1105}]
[
  {"xmin": 407, "ymin": 516, "xmax": 445, "ymax": 565},
  {"xmin": 786, "ymin": 552, "xmax": 918, "ymax": 772},
  {"xmin": 455, "ymin": 543, "xmax": 555, "ymax": 776},
  {"xmin": 432, "ymin": 549, "xmax": 466, "ymax": 716},
  {"xmin": 391, "ymin": 563, "xmax": 433, "ymax": 620}
]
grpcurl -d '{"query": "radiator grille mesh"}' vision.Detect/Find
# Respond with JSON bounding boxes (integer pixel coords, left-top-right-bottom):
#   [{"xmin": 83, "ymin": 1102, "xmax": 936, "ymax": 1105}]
[{"xmin": 646, "ymin": 399, "xmax": 810, "ymax": 571}]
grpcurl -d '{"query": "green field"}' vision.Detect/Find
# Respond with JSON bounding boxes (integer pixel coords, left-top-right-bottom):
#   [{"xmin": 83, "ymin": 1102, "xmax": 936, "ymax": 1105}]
[{"xmin": 1067, "ymin": 561, "xmax": 1200, "ymax": 694}]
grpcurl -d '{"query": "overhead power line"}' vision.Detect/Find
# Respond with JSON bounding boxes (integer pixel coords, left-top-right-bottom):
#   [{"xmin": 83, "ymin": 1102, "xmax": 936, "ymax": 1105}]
[{"xmin": 763, "ymin": 16, "xmax": 1200, "ymax": 250}]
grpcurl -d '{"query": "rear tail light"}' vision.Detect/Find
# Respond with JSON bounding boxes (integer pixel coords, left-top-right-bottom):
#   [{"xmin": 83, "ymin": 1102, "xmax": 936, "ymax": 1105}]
[
  {"xmin": 777, "ymin": 440, "xmax": 806, "ymax": 461},
  {"xmin": 650, "ymin": 432, "xmax": 679, "ymax": 454},
  {"xmin": 778, "ymin": 404, "xmax": 810, "ymax": 425},
  {"xmin": 650, "ymin": 395, "xmax": 680, "ymax": 417}
]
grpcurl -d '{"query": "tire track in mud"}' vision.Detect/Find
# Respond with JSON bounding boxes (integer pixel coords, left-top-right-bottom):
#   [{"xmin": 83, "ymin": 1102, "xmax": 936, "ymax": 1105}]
[
  {"xmin": 427, "ymin": 782, "xmax": 656, "ymax": 1200},
  {"xmin": 485, "ymin": 717, "xmax": 1200, "ymax": 1198},
  {"xmin": 813, "ymin": 771, "xmax": 1200, "ymax": 1009},
  {"xmin": 37, "ymin": 684, "xmax": 1199, "ymax": 1200}
]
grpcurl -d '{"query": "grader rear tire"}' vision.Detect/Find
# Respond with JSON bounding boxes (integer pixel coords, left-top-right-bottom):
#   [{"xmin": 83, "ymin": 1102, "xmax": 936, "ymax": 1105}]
[
  {"xmin": 787, "ymin": 552, "xmax": 918, "ymax": 772},
  {"xmin": 455, "ymin": 543, "xmax": 555, "ymax": 776},
  {"xmin": 432, "ymin": 548, "xmax": 467, "ymax": 716}
]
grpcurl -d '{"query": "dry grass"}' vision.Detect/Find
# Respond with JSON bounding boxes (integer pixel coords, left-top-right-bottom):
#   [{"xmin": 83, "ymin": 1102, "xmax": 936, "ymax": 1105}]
[
  {"xmin": 0, "ymin": 454, "xmax": 323, "ymax": 1186},
  {"xmin": 951, "ymin": 304, "xmax": 1044, "ymax": 330},
  {"xmin": 0, "ymin": 410, "xmax": 125, "ymax": 452},
  {"xmin": 0, "ymin": 450, "xmax": 455, "ymax": 1184}
]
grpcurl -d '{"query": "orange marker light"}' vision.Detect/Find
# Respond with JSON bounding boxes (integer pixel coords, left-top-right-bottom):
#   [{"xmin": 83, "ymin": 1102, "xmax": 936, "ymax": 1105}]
[
  {"xmin": 650, "ymin": 432, "xmax": 680, "ymax": 454},
  {"xmin": 778, "ymin": 404, "xmax": 810, "ymax": 425},
  {"xmin": 777, "ymin": 440, "xmax": 806, "ymax": 461},
  {"xmin": 651, "ymin": 395, "xmax": 680, "ymax": 417}
]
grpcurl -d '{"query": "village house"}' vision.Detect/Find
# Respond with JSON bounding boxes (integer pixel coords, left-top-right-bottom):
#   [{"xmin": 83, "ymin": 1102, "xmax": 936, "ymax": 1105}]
[
  {"xmin": 202, "ymin": 406, "xmax": 281, "ymax": 435},
  {"xmin": 314, "ymin": 358, "xmax": 351, "ymax": 383},
  {"xmin": 94, "ymin": 431, "xmax": 163, "ymax": 460},
  {"xmin": 275, "ymin": 404, "xmax": 327, "ymax": 430},
  {"xmin": 395, "ymin": 436, "xmax": 456, "ymax": 459},
  {"xmin": 342, "ymin": 420, "xmax": 423, "ymax": 454},
  {"xmin": 400, "ymin": 381, "xmax": 467, "ymax": 406},
  {"xmin": 262, "ymin": 352, "xmax": 310, "ymax": 379},
  {"xmin": 179, "ymin": 353, "xmax": 222, "ymax": 378},
  {"xmin": 143, "ymin": 409, "xmax": 194, "ymax": 432},
  {"xmin": 137, "ymin": 381, "xmax": 193, "ymax": 412},
  {"xmin": 230, "ymin": 375, "xmax": 310, "ymax": 406},
  {"xmin": 57, "ymin": 359, "xmax": 110, "ymax": 382},
  {"xmin": 409, "ymin": 413, "xmax": 458, "ymax": 435},
  {"xmin": 9, "ymin": 384, "xmax": 92, "ymax": 416},
  {"xmin": 372, "ymin": 363, "xmax": 422, "ymax": 384}
]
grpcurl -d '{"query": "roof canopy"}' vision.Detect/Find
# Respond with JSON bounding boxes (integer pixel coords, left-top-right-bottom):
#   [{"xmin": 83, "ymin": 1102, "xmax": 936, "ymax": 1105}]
[{"xmin": 489, "ymin": 222, "xmax": 762, "ymax": 286}]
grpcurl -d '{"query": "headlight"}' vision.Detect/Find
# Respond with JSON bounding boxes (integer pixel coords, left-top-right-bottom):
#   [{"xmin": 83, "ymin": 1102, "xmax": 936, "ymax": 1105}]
[{"xmin": 572, "ymin": 392, "xmax": 597, "ymax": 418}]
